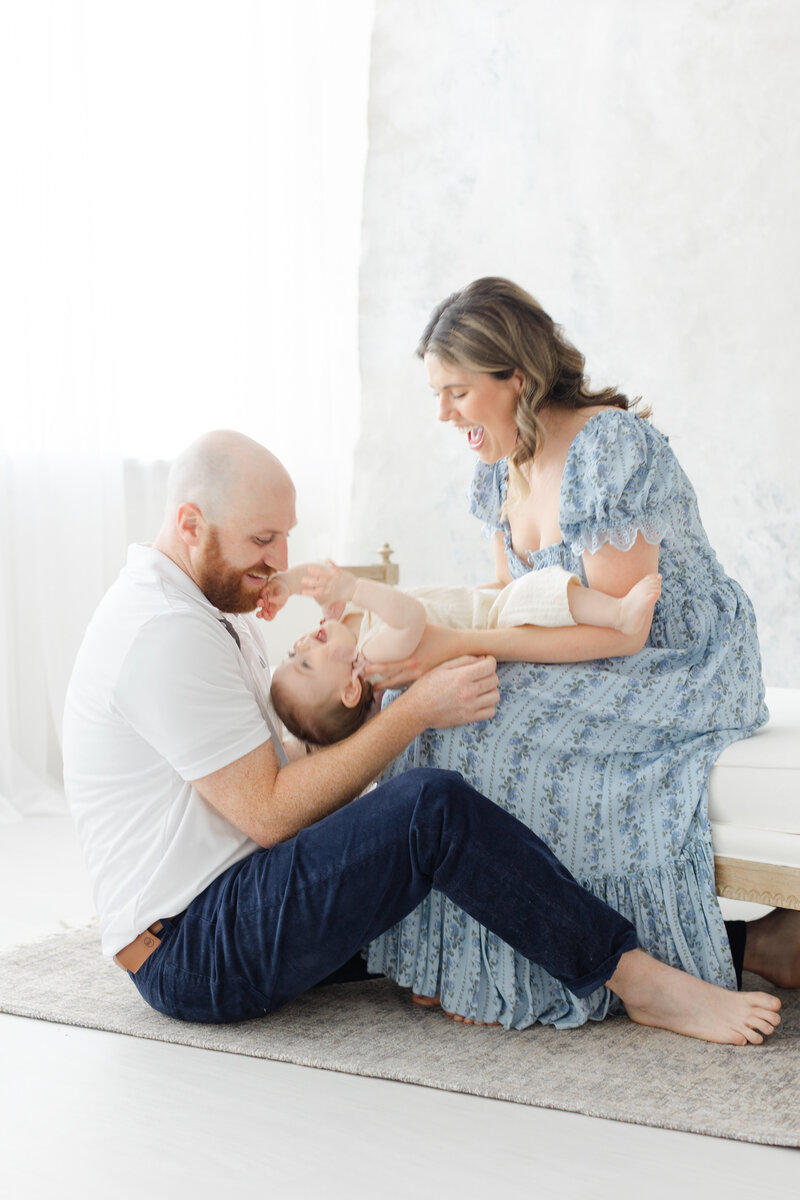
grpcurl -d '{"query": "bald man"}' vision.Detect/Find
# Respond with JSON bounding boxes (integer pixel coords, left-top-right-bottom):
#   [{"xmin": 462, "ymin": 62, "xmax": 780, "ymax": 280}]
[{"xmin": 61, "ymin": 431, "xmax": 782, "ymax": 1043}]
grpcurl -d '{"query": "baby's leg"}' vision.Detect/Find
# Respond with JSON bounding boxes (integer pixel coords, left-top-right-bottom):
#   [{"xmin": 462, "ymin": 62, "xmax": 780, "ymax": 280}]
[{"xmin": 567, "ymin": 575, "xmax": 661, "ymax": 636}]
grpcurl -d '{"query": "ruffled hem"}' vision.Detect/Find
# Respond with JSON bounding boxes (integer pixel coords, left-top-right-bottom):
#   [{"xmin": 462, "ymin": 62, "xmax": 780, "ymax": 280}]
[
  {"xmin": 366, "ymin": 836, "xmax": 734, "ymax": 1031},
  {"xmin": 564, "ymin": 516, "xmax": 671, "ymax": 559}
]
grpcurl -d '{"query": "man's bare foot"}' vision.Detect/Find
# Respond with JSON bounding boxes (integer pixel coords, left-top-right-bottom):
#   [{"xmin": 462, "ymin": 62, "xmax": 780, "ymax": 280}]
[
  {"xmin": 411, "ymin": 993, "xmax": 500, "ymax": 1026},
  {"xmin": 615, "ymin": 575, "xmax": 662, "ymax": 636},
  {"xmin": 607, "ymin": 949, "xmax": 781, "ymax": 1044},
  {"xmin": 743, "ymin": 908, "xmax": 800, "ymax": 989}
]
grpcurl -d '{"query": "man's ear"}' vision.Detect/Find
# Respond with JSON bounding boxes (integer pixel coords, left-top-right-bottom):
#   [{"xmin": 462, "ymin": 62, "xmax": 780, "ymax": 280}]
[
  {"xmin": 340, "ymin": 670, "xmax": 364, "ymax": 710},
  {"xmin": 176, "ymin": 502, "xmax": 205, "ymax": 547}
]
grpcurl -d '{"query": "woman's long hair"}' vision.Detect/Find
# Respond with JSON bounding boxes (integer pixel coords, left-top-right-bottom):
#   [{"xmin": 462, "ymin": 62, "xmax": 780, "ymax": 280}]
[{"xmin": 417, "ymin": 277, "xmax": 645, "ymax": 510}]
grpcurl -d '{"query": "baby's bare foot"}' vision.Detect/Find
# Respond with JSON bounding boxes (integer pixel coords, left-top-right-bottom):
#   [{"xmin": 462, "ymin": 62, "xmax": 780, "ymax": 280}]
[
  {"xmin": 744, "ymin": 907, "xmax": 800, "ymax": 989},
  {"xmin": 616, "ymin": 575, "xmax": 662, "ymax": 636},
  {"xmin": 608, "ymin": 949, "xmax": 781, "ymax": 1044}
]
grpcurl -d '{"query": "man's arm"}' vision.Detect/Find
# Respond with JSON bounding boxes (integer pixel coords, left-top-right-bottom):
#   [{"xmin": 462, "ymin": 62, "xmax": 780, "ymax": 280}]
[{"xmin": 191, "ymin": 655, "xmax": 499, "ymax": 847}]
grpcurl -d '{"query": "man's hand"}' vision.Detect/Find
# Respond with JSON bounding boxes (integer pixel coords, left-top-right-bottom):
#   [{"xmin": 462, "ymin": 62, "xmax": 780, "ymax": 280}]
[
  {"xmin": 405, "ymin": 655, "xmax": 499, "ymax": 728},
  {"xmin": 363, "ymin": 623, "xmax": 467, "ymax": 688}
]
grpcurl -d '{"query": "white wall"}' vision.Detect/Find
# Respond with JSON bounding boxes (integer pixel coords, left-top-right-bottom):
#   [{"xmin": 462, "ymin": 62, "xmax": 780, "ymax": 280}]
[{"xmin": 349, "ymin": 0, "xmax": 800, "ymax": 686}]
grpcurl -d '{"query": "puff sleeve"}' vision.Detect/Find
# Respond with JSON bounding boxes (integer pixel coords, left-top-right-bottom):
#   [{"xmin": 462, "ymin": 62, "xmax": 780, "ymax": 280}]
[
  {"xmin": 467, "ymin": 459, "xmax": 508, "ymax": 540},
  {"xmin": 559, "ymin": 410, "xmax": 678, "ymax": 557}
]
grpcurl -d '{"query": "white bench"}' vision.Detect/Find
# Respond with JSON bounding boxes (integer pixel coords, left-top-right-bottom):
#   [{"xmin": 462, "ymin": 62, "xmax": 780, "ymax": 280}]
[{"xmin": 710, "ymin": 687, "xmax": 800, "ymax": 910}]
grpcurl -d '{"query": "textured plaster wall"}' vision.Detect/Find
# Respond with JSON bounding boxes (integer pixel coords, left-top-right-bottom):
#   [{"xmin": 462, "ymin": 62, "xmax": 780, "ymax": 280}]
[{"xmin": 350, "ymin": 0, "xmax": 800, "ymax": 685}]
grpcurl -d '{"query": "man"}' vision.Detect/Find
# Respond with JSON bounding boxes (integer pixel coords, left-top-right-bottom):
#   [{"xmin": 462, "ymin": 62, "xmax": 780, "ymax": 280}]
[{"xmin": 62, "ymin": 431, "xmax": 781, "ymax": 1043}]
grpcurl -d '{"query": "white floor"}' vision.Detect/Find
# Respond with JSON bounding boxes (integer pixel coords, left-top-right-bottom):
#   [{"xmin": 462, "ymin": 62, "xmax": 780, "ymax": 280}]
[{"xmin": 0, "ymin": 817, "xmax": 796, "ymax": 1199}]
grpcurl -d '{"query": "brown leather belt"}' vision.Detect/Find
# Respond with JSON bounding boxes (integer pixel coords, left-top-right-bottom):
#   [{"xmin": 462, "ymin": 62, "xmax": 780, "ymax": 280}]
[{"xmin": 114, "ymin": 920, "xmax": 165, "ymax": 974}]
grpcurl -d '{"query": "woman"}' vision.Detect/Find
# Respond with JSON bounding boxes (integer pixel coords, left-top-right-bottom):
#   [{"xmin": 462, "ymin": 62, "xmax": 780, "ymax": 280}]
[{"xmin": 365, "ymin": 277, "xmax": 794, "ymax": 1029}]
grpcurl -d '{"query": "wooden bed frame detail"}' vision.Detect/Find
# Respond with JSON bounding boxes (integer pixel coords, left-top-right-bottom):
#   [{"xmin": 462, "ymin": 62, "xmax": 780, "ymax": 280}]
[
  {"xmin": 347, "ymin": 543, "xmax": 399, "ymax": 587},
  {"xmin": 714, "ymin": 857, "xmax": 800, "ymax": 911}
]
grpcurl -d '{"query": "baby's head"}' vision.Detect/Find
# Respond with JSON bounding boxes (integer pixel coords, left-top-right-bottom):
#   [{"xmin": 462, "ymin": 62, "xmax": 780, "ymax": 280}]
[{"xmin": 270, "ymin": 618, "xmax": 374, "ymax": 747}]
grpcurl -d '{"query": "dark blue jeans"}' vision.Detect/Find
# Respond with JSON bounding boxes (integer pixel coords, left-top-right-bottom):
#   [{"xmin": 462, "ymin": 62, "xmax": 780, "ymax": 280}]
[{"xmin": 131, "ymin": 768, "xmax": 639, "ymax": 1023}]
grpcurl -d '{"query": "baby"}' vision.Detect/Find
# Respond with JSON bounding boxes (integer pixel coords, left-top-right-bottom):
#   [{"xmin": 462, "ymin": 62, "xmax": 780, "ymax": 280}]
[{"xmin": 263, "ymin": 561, "xmax": 661, "ymax": 747}]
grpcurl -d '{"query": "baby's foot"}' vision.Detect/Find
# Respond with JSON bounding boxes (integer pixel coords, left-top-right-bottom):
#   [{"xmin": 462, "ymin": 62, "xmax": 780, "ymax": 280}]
[
  {"xmin": 743, "ymin": 907, "xmax": 800, "ymax": 989},
  {"xmin": 610, "ymin": 950, "xmax": 781, "ymax": 1045},
  {"xmin": 616, "ymin": 574, "xmax": 662, "ymax": 636}
]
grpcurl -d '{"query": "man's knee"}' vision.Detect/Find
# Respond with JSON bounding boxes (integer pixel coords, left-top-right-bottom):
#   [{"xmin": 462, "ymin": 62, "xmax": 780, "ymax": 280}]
[
  {"xmin": 394, "ymin": 767, "xmax": 470, "ymax": 809},
  {"xmin": 374, "ymin": 768, "xmax": 483, "ymax": 848},
  {"xmin": 402, "ymin": 766, "xmax": 464, "ymax": 790},
  {"xmin": 398, "ymin": 767, "xmax": 483, "ymax": 834}
]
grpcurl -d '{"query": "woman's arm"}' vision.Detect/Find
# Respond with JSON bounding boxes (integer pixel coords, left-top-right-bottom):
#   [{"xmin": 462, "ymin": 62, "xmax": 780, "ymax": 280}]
[
  {"xmin": 491, "ymin": 529, "xmax": 514, "ymax": 586},
  {"xmin": 471, "ymin": 534, "xmax": 514, "ymax": 590},
  {"xmin": 478, "ymin": 534, "xmax": 659, "ymax": 660},
  {"xmin": 363, "ymin": 535, "xmax": 659, "ymax": 686}
]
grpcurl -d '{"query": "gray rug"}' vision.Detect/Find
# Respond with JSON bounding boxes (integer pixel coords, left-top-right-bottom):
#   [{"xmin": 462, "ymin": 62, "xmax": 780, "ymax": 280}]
[{"xmin": 1, "ymin": 925, "xmax": 798, "ymax": 1147}]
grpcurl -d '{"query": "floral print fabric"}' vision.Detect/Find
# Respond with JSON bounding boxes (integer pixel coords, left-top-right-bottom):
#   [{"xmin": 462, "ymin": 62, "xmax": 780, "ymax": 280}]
[{"xmin": 367, "ymin": 409, "xmax": 767, "ymax": 1028}]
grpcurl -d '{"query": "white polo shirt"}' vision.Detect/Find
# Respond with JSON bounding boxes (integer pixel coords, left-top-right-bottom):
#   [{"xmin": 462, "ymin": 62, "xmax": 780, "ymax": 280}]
[{"xmin": 63, "ymin": 545, "xmax": 288, "ymax": 956}]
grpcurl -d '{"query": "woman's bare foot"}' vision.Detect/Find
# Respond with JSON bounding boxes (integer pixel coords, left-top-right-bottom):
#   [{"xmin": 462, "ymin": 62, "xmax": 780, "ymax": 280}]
[
  {"xmin": 615, "ymin": 575, "xmax": 662, "ymax": 636},
  {"xmin": 443, "ymin": 1010, "xmax": 501, "ymax": 1027},
  {"xmin": 411, "ymin": 993, "xmax": 441, "ymax": 1009},
  {"xmin": 411, "ymin": 992, "xmax": 500, "ymax": 1026},
  {"xmin": 743, "ymin": 908, "xmax": 800, "ymax": 989},
  {"xmin": 607, "ymin": 949, "xmax": 781, "ymax": 1045}
]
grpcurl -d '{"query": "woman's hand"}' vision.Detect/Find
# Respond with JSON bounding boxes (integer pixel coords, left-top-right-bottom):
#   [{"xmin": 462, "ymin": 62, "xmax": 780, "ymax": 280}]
[{"xmin": 363, "ymin": 623, "xmax": 469, "ymax": 687}]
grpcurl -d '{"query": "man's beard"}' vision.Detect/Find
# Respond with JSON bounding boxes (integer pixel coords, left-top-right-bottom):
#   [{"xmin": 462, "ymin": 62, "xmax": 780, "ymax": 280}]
[{"xmin": 195, "ymin": 528, "xmax": 270, "ymax": 614}]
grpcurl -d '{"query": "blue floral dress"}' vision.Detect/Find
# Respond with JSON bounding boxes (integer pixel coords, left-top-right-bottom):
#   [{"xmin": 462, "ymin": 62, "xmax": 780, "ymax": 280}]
[{"xmin": 367, "ymin": 409, "xmax": 767, "ymax": 1028}]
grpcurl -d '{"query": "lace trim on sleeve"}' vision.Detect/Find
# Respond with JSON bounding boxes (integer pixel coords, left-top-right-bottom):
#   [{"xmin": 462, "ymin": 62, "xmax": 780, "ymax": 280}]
[{"xmin": 567, "ymin": 515, "xmax": 671, "ymax": 558}]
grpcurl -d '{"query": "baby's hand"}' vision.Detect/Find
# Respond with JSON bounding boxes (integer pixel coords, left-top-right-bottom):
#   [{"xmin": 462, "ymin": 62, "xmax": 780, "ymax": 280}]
[
  {"xmin": 301, "ymin": 560, "xmax": 357, "ymax": 611},
  {"xmin": 256, "ymin": 576, "xmax": 291, "ymax": 621},
  {"xmin": 322, "ymin": 600, "xmax": 347, "ymax": 622}
]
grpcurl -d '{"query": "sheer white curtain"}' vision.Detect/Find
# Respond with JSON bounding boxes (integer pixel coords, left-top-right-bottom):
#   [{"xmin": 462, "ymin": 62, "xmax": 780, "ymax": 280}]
[{"xmin": 0, "ymin": 1, "xmax": 373, "ymax": 819}]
